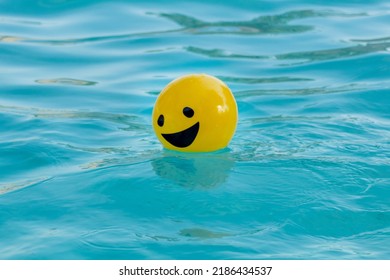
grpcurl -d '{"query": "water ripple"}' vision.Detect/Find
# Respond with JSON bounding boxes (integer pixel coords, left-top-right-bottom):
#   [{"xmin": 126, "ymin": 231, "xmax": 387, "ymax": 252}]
[
  {"xmin": 0, "ymin": 17, "xmax": 41, "ymax": 26},
  {"xmin": 35, "ymin": 78, "xmax": 97, "ymax": 86},
  {"xmin": 185, "ymin": 37, "xmax": 390, "ymax": 65},
  {"xmin": 235, "ymin": 81, "xmax": 390, "ymax": 97},
  {"xmin": 158, "ymin": 10, "xmax": 364, "ymax": 35},
  {"xmin": 0, "ymin": 176, "xmax": 53, "ymax": 195},
  {"xmin": 80, "ymin": 227, "xmax": 138, "ymax": 251},
  {"xmin": 0, "ymin": 9, "xmax": 367, "ymax": 47},
  {"xmin": 186, "ymin": 46, "xmax": 268, "ymax": 60},
  {"xmin": 0, "ymin": 35, "xmax": 25, "ymax": 42},
  {"xmin": 0, "ymin": 104, "xmax": 144, "ymax": 130},
  {"xmin": 276, "ymin": 39, "xmax": 390, "ymax": 64},
  {"xmin": 219, "ymin": 76, "xmax": 313, "ymax": 84},
  {"xmin": 179, "ymin": 228, "xmax": 230, "ymax": 239},
  {"xmin": 1, "ymin": 0, "xmax": 389, "ymax": 260}
]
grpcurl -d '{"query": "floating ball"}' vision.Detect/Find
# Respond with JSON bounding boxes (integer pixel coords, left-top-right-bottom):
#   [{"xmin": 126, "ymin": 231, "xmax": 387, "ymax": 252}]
[{"xmin": 152, "ymin": 74, "xmax": 238, "ymax": 152}]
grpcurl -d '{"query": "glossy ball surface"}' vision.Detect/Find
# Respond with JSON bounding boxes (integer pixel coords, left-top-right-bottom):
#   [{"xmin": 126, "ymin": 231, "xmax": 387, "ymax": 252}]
[{"xmin": 152, "ymin": 74, "xmax": 238, "ymax": 152}]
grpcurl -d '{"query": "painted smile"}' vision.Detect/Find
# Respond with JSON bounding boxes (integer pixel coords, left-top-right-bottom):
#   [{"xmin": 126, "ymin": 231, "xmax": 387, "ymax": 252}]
[{"xmin": 162, "ymin": 122, "xmax": 200, "ymax": 148}]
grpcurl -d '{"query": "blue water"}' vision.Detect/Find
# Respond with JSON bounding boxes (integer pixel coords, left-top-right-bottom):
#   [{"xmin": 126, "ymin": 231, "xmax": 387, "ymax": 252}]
[{"xmin": 1, "ymin": 0, "xmax": 390, "ymax": 260}]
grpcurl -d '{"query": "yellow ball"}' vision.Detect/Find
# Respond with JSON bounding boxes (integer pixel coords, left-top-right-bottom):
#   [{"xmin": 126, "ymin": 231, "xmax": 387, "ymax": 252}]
[{"xmin": 152, "ymin": 74, "xmax": 238, "ymax": 152}]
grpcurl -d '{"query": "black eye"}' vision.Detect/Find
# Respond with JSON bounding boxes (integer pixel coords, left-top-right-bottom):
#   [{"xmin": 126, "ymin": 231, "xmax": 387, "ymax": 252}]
[
  {"xmin": 157, "ymin": 114, "xmax": 164, "ymax": 127},
  {"xmin": 183, "ymin": 107, "xmax": 194, "ymax": 118}
]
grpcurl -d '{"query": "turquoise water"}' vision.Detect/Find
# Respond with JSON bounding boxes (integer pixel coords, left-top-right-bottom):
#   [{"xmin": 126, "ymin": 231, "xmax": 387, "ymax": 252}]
[{"xmin": 1, "ymin": 0, "xmax": 390, "ymax": 259}]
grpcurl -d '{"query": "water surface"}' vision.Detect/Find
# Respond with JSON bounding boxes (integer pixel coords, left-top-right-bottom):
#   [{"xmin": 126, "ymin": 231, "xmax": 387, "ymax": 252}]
[{"xmin": 0, "ymin": 0, "xmax": 389, "ymax": 259}]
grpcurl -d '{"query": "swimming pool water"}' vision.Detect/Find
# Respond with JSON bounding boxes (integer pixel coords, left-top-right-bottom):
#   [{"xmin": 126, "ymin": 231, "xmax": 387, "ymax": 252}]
[{"xmin": 0, "ymin": 0, "xmax": 389, "ymax": 259}]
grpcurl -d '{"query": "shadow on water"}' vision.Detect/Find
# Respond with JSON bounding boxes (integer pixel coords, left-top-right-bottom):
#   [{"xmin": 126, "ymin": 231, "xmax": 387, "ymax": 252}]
[
  {"xmin": 75, "ymin": 145, "xmax": 236, "ymax": 189},
  {"xmin": 74, "ymin": 148, "xmax": 235, "ymax": 191},
  {"xmin": 151, "ymin": 149, "xmax": 235, "ymax": 188}
]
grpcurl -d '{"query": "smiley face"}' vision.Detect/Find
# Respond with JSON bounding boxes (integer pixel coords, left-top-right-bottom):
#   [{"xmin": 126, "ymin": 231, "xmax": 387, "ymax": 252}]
[
  {"xmin": 152, "ymin": 74, "xmax": 238, "ymax": 152},
  {"xmin": 158, "ymin": 106, "xmax": 199, "ymax": 148}
]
